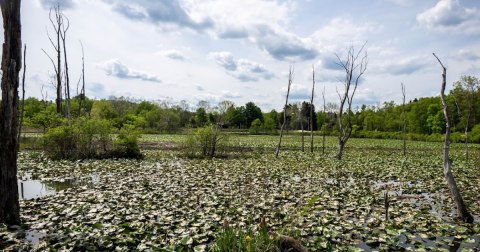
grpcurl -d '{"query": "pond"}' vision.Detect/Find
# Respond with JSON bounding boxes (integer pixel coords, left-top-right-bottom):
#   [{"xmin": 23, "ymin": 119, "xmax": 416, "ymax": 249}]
[{"xmin": 18, "ymin": 174, "xmax": 99, "ymax": 200}]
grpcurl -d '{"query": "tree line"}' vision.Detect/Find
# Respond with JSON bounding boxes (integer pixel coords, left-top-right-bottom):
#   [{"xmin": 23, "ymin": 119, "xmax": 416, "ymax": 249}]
[{"xmin": 14, "ymin": 74, "xmax": 480, "ymax": 143}]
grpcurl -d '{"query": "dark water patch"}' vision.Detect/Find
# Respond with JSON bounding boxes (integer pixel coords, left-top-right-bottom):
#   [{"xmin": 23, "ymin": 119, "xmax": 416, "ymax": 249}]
[{"xmin": 18, "ymin": 174, "xmax": 99, "ymax": 199}]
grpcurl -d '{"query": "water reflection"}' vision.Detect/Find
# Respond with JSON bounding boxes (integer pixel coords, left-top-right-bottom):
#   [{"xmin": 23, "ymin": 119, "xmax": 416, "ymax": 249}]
[{"xmin": 18, "ymin": 174, "xmax": 99, "ymax": 200}]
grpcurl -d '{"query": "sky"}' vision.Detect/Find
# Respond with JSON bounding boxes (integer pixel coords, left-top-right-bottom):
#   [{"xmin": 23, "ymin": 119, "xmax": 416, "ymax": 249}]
[{"xmin": 2, "ymin": 0, "xmax": 480, "ymax": 112}]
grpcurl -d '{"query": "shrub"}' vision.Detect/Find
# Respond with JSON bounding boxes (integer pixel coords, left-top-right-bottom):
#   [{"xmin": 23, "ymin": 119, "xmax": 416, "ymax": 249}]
[
  {"xmin": 41, "ymin": 118, "xmax": 142, "ymax": 160},
  {"xmin": 249, "ymin": 119, "xmax": 262, "ymax": 135},
  {"xmin": 183, "ymin": 125, "xmax": 229, "ymax": 158},
  {"xmin": 112, "ymin": 124, "xmax": 143, "ymax": 159}
]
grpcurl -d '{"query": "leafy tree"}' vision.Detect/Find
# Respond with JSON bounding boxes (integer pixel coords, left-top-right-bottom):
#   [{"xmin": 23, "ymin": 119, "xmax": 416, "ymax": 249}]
[
  {"xmin": 249, "ymin": 118, "xmax": 262, "ymax": 134},
  {"xmin": 427, "ymin": 103, "xmax": 445, "ymax": 134},
  {"xmin": 245, "ymin": 102, "xmax": 263, "ymax": 127},
  {"xmin": 301, "ymin": 101, "xmax": 318, "ymax": 130},
  {"xmin": 91, "ymin": 100, "xmax": 118, "ymax": 120},
  {"xmin": 264, "ymin": 118, "xmax": 277, "ymax": 135},
  {"xmin": 196, "ymin": 107, "xmax": 207, "ymax": 127}
]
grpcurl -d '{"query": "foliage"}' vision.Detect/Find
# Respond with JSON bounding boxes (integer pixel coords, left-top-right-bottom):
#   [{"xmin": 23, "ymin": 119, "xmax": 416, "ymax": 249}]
[
  {"xmin": 264, "ymin": 118, "xmax": 278, "ymax": 135},
  {"xmin": 10, "ymin": 136, "xmax": 480, "ymax": 251},
  {"xmin": 183, "ymin": 125, "xmax": 229, "ymax": 157},
  {"xmin": 249, "ymin": 118, "xmax": 262, "ymax": 135},
  {"xmin": 212, "ymin": 226, "xmax": 283, "ymax": 252},
  {"xmin": 112, "ymin": 124, "xmax": 143, "ymax": 159}
]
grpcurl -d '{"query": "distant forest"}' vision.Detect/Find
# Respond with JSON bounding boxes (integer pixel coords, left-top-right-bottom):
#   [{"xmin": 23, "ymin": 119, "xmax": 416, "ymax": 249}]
[{"xmin": 18, "ymin": 75, "xmax": 480, "ymax": 143}]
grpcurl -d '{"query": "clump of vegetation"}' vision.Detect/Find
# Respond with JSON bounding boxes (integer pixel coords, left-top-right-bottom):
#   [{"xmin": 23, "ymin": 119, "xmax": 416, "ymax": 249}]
[
  {"xmin": 41, "ymin": 118, "xmax": 143, "ymax": 160},
  {"xmin": 183, "ymin": 125, "xmax": 229, "ymax": 158},
  {"xmin": 212, "ymin": 223, "xmax": 307, "ymax": 252}
]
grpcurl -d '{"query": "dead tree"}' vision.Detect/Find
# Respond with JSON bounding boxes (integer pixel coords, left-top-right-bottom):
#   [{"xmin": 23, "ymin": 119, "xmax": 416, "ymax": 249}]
[
  {"xmin": 334, "ymin": 42, "xmax": 368, "ymax": 160},
  {"xmin": 0, "ymin": 0, "xmax": 22, "ymax": 225},
  {"xmin": 60, "ymin": 13, "xmax": 70, "ymax": 120},
  {"xmin": 402, "ymin": 83, "xmax": 406, "ymax": 155},
  {"xmin": 79, "ymin": 40, "xmax": 86, "ymax": 117},
  {"xmin": 310, "ymin": 65, "xmax": 315, "ymax": 153},
  {"xmin": 433, "ymin": 53, "xmax": 473, "ymax": 223},
  {"xmin": 43, "ymin": 5, "xmax": 64, "ymax": 115},
  {"xmin": 301, "ymin": 119, "xmax": 304, "ymax": 152},
  {"xmin": 18, "ymin": 44, "xmax": 26, "ymax": 149},
  {"xmin": 275, "ymin": 66, "xmax": 294, "ymax": 158},
  {"xmin": 322, "ymin": 86, "xmax": 326, "ymax": 155}
]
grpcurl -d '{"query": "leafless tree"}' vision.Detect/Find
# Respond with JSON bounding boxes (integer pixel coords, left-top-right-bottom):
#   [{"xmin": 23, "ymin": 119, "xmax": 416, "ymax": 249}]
[
  {"xmin": 275, "ymin": 66, "xmax": 294, "ymax": 158},
  {"xmin": 333, "ymin": 42, "xmax": 368, "ymax": 160},
  {"xmin": 43, "ymin": 5, "xmax": 64, "ymax": 114},
  {"xmin": 433, "ymin": 53, "xmax": 473, "ymax": 223},
  {"xmin": 18, "ymin": 44, "xmax": 26, "ymax": 149},
  {"xmin": 0, "ymin": 0, "xmax": 22, "ymax": 225},
  {"xmin": 310, "ymin": 65, "xmax": 315, "ymax": 153},
  {"xmin": 322, "ymin": 86, "xmax": 326, "ymax": 155},
  {"xmin": 79, "ymin": 40, "xmax": 86, "ymax": 117},
  {"xmin": 60, "ymin": 13, "xmax": 71, "ymax": 120},
  {"xmin": 401, "ymin": 83, "xmax": 406, "ymax": 155}
]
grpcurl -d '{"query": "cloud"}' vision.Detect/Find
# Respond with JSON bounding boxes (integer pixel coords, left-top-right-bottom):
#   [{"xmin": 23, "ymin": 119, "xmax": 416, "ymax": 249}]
[
  {"xmin": 416, "ymin": 0, "xmax": 480, "ymax": 35},
  {"xmin": 157, "ymin": 49, "xmax": 190, "ymax": 62},
  {"xmin": 454, "ymin": 49, "xmax": 480, "ymax": 61},
  {"xmin": 374, "ymin": 55, "xmax": 434, "ymax": 75},
  {"xmin": 103, "ymin": 0, "xmax": 213, "ymax": 31},
  {"xmin": 280, "ymin": 84, "xmax": 310, "ymax": 100},
  {"xmin": 38, "ymin": 0, "xmax": 77, "ymax": 10},
  {"xmin": 207, "ymin": 52, "xmax": 275, "ymax": 82},
  {"xmin": 249, "ymin": 25, "xmax": 318, "ymax": 61},
  {"xmin": 195, "ymin": 83, "xmax": 205, "ymax": 91},
  {"xmin": 193, "ymin": 90, "xmax": 243, "ymax": 105},
  {"xmin": 385, "ymin": 0, "xmax": 414, "ymax": 6},
  {"xmin": 96, "ymin": 58, "xmax": 161, "ymax": 82},
  {"xmin": 222, "ymin": 91, "xmax": 241, "ymax": 98}
]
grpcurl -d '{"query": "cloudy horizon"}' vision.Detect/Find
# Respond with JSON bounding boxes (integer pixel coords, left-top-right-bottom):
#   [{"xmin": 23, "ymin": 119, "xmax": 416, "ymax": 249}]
[{"xmin": 2, "ymin": 0, "xmax": 480, "ymax": 112}]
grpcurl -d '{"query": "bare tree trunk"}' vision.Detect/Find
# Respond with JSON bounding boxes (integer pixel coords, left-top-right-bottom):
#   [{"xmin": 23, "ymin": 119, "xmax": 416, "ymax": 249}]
[
  {"xmin": 310, "ymin": 65, "xmax": 315, "ymax": 153},
  {"xmin": 433, "ymin": 53, "xmax": 473, "ymax": 223},
  {"xmin": 322, "ymin": 86, "xmax": 326, "ymax": 155},
  {"xmin": 60, "ymin": 15, "xmax": 70, "ymax": 120},
  {"xmin": 0, "ymin": 0, "xmax": 22, "ymax": 225},
  {"xmin": 402, "ymin": 83, "xmax": 406, "ymax": 155},
  {"xmin": 18, "ymin": 44, "xmax": 26, "ymax": 149},
  {"xmin": 275, "ymin": 66, "xmax": 294, "ymax": 158},
  {"xmin": 80, "ymin": 40, "xmax": 86, "ymax": 118},
  {"xmin": 43, "ymin": 5, "xmax": 63, "ymax": 115},
  {"xmin": 301, "ymin": 120, "xmax": 304, "ymax": 152},
  {"xmin": 334, "ymin": 42, "xmax": 368, "ymax": 160}
]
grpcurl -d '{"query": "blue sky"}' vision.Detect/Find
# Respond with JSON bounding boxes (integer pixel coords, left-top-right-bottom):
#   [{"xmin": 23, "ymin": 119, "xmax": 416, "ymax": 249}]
[{"xmin": 5, "ymin": 0, "xmax": 480, "ymax": 112}]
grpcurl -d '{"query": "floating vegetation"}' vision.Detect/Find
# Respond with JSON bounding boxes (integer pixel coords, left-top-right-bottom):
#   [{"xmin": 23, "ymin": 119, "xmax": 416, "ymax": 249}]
[{"xmin": 1, "ymin": 136, "xmax": 480, "ymax": 251}]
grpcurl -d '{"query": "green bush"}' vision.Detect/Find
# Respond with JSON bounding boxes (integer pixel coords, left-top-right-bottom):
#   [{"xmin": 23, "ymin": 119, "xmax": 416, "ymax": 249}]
[
  {"xmin": 112, "ymin": 124, "xmax": 143, "ymax": 159},
  {"xmin": 41, "ymin": 118, "xmax": 142, "ymax": 160},
  {"xmin": 183, "ymin": 125, "xmax": 229, "ymax": 158}
]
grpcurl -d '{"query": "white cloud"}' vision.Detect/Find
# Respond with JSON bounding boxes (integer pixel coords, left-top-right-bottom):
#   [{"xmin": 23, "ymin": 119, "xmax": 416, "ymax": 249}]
[
  {"xmin": 280, "ymin": 84, "xmax": 310, "ymax": 100},
  {"xmin": 385, "ymin": 0, "xmax": 414, "ymax": 7},
  {"xmin": 417, "ymin": 0, "xmax": 480, "ymax": 35},
  {"xmin": 96, "ymin": 58, "xmax": 161, "ymax": 82},
  {"xmin": 37, "ymin": 0, "xmax": 78, "ymax": 10},
  {"xmin": 207, "ymin": 52, "xmax": 275, "ymax": 82},
  {"xmin": 102, "ymin": 0, "xmax": 213, "ymax": 32},
  {"xmin": 222, "ymin": 91, "xmax": 241, "ymax": 98},
  {"xmin": 157, "ymin": 49, "xmax": 190, "ymax": 61},
  {"xmin": 195, "ymin": 83, "xmax": 205, "ymax": 91},
  {"xmin": 372, "ymin": 54, "xmax": 435, "ymax": 75},
  {"xmin": 454, "ymin": 49, "xmax": 480, "ymax": 61}
]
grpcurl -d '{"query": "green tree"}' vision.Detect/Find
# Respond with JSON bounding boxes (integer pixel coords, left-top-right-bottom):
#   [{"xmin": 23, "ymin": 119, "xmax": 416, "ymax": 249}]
[
  {"xmin": 245, "ymin": 102, "xmax": 263, "ymax": 127},
  {"xmin": 196, "ymin": 107, "xmax": 207, "ymax": 126},
  {"xmin": 426, "ymin": 103, "xmax": 445, "ymax": 134},
  {"xmin": 249, "ymin": 118, "xmax": 262, "ymax": 134}
]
